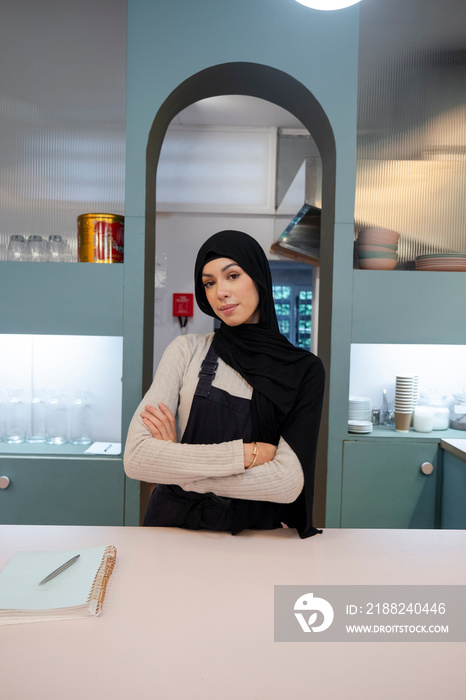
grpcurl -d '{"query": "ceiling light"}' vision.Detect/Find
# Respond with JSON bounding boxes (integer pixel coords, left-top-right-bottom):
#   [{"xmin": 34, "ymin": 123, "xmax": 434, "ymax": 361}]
[{"xmin": 294, "ymin": 0, "xmax": 361, "ymax": 10}]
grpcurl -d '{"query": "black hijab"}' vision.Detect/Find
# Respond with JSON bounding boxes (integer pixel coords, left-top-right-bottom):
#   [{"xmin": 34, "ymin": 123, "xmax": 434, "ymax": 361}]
[{"xmin": 194, "ymin": 230, "xmax": 325, "ymax": 538}]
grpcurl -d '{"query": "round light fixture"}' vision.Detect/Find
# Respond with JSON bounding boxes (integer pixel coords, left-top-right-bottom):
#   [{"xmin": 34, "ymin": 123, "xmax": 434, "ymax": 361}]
[{"xmin": 294, "ymin": 0, "xmax": 361, "ymax": 10}]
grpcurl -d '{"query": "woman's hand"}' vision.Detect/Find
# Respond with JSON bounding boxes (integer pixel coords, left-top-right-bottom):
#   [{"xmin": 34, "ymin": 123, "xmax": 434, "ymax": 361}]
[
  {"xmin": 141, "ymin": 403, "xmax": 177, "ymax": 442},
  {"xmin": 243, "ymin": 441, "xmax": 277, "ymax": 469}
]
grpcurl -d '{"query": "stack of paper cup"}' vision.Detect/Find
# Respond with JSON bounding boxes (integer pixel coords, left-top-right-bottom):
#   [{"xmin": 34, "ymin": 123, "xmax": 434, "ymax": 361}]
[{"xmin": 394, "ymin": 375, "xmax": 419, "ymax": 432}]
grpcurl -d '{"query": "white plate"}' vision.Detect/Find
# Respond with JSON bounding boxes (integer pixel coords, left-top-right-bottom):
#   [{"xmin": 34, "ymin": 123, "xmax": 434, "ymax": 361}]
[{"xmin": 348, "ymin": 419, "xmax": 373, "ymax": 434}]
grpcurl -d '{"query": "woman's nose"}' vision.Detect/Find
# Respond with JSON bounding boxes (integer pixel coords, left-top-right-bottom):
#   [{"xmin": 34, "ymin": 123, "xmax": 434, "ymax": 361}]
[{"xmin": 217, "ymin": 282, "xmax": 230, "ymax": 298}]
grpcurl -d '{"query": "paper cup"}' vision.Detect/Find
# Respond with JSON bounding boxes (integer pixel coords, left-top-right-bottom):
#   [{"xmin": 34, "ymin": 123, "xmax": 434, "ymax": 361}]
[{"xmin": 395, "ymin": 411, "xmax": 412, "ymax": 432}]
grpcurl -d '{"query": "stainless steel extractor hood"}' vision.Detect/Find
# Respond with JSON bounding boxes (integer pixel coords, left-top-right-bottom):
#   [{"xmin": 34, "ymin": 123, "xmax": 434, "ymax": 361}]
[{"xmin": 270, "ymin": 158, "xmax": 321, "ymax": 266}]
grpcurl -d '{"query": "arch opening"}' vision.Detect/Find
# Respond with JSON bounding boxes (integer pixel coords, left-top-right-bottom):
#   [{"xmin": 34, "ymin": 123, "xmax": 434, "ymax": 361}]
[
  {"xmin": 144, "ymin": 62, "xmax": 336, "ymax": 525},
  {"xmin": 145, "ymin": 61, "xmax": 336, "ymax": 367}
]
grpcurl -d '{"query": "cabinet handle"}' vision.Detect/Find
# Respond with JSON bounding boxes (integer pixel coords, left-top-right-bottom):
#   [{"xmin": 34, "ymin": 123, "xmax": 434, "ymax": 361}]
[
  {"xmin": 420, "ymin": 462, "xmax": 434, "ymax": 476},
  {"xmin": 0, "ymin": 475, "xmax": 11, "ymax": 489}
]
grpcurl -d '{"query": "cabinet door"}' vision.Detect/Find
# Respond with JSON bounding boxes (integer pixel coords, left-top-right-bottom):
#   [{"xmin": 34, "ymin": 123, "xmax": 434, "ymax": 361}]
[
  {"xmin": 0, "ymin": 457, "xmax": 125, "ymax": 525},
  {"xmin": 341, "ymin": 441, "xmax": 438, "ymax": 528},
  {"xmin": 441, "ymin": 452, "xmax": 466, "ymax": 529}
]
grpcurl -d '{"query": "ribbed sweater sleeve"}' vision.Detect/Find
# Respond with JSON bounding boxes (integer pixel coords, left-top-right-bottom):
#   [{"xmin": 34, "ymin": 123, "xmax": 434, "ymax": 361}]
[
  {"xmin": 182, "ymin": 437, "xmax": 304, "ymax": 504},
  {"xmin": 123, "ymin": 334, "xmax": 245, "ymax": 484}
]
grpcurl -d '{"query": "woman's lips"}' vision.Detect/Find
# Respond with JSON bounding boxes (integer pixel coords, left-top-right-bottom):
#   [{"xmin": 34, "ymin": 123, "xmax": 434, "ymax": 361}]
[{"xmin": 220, "ymin": 304, "xmax": 238, "ymax": 314}]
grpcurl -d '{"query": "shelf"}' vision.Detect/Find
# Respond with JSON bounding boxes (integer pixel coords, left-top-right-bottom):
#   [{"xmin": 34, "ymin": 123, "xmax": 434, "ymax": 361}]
[
  {"xmin": 351, "ymin": 270, "xmax": 466, "ymax": 344},
  {"xmin": 0, "ymin": 262, "xmax": 123, "ymax": 336},
  {"xmin": 347, "ymin": 425, "xmax": 466, "ymax": 441},
  {"xmin": 0, "ymin": 443, "xmax": 122, "ymax": 458}
]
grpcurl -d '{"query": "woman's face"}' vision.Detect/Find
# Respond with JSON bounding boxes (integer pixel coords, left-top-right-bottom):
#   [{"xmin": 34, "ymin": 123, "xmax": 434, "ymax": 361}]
[{"xmin": 202, "ymin": 257, "xmax": 260, "ymax": 326}]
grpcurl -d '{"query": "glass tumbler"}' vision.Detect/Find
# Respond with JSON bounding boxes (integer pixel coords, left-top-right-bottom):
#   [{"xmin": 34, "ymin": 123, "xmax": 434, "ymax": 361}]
[
  {"xmin": 4, "ymin": 390, "xmax": 27, "ymax": 443},
  {"xmin": 27, "ymin": 394, "xmax": 47, "ymax": 444},
  {"xmin": 7, "ymin": 235, "xmax": 28, "ymax": 261},
  {"xmin": 27, "ymin": 235, "xmax": 48, "ymax": 262},
  {"xmin": 47, "ymin": 235, "xmax": 67, "ymax": 262},
  {"xmin": 70, "ymin": 391, "xmax": 93, "ymax": 445},
  {"xmin": 46, "ymin": 393, "xmax": 68, "ymax": 445}
]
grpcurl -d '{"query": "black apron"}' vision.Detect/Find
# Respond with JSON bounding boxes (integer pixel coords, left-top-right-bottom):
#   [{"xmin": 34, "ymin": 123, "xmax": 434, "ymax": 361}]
[{"xmin": 143, "ymin": 344, "xmax": 284, "ymax": 533}]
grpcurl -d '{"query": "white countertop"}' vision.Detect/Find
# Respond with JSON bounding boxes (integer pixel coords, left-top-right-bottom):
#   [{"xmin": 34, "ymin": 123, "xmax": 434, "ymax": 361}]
[
  {"xmin": 441, "ymin": 438, "xmax": 466, "ymax": 460},
  {"xmin": 2, "ymin": 525, "xmax": 466, "ymax": 699}
]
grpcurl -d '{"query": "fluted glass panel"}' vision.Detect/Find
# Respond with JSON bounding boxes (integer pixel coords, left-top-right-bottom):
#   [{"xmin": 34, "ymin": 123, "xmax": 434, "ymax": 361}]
[
  {"xmin": 156, "ymin": 127, "xmax": 276, "ymax": 213},
  {"xmin": 0, "ymin": 0, "xmax": 126, "ymax": 261},
  {"xmin": 356, "ymin": 1, "xmax": 466, "ymax": 269}
]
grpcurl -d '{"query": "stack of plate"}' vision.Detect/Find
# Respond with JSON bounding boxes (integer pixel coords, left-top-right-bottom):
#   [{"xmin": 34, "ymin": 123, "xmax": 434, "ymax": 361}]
[
  {"xmin": 349, "ymin": 396, "xmax": 372, "ymax": 420},
  {"xmin": 415, "ymin": 254, "xmax": 466, "ymax": 271},
  {"xmin": 357, "ymin": 228, "xmax": 400, "ymax": 270},
  {"xmin": 348, "ymin": 419, "xmax": 373, "ymax": 434},
  {"xmin": 348, "ymin": 395, "xmax": 373, "ymax": 433}
]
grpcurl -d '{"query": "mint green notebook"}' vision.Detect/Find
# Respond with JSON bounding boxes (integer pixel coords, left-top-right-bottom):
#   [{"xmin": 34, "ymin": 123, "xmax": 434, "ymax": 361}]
[{"xmin": 0, "ymin": 544, "xmax": 116, "ymax": 624}]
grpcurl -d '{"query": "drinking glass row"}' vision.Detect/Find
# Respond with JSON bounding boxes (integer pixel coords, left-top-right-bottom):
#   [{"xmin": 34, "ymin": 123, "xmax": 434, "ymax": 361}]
[
  {"xmin": 7, "ymin": 235, "xmax": 70, "ymax": 262},
  {"xmin": 0, "ymin": 391, "xmax": 93, "ymax": 445}
]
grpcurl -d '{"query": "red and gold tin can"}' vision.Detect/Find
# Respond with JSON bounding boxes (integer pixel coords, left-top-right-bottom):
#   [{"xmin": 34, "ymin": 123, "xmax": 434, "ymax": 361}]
[{"xmin": 77, "ymin": 213, "xmax": 124, "ymax": 263}]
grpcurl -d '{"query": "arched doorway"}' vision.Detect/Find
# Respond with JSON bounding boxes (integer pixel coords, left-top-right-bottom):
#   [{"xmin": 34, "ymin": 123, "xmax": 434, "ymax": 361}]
[
  {"xmin": 145, "ymin": 61, "xmax": 335, "ymax": 366},
  {"xmin": 144, "ymin": 62, "xmax": 336, "ymax": 525}
]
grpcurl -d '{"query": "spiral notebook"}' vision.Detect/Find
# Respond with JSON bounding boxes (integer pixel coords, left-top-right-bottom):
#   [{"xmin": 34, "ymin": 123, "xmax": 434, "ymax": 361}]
[{"xmin": 0, "ymin": 544, "xmax": 116, "ymax": 625}]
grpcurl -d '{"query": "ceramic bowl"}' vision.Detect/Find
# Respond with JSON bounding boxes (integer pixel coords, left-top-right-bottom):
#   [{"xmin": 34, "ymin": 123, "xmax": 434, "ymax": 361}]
[
  {"xmin": 358, "ymin": 244, "xmax": 398, "ymax": 253},
  {"xmin": 358, "ymin": 257, "xmax": 398, "ymax": 270},
  {"xmin": 358, "ymin": 251, "xmax": 398, "ymax": 259},
  {"xmin": 358, "ymin": 236, "xmax": 400, "ymax": 247},
  {"xmin": 359, "ymin": 227, "xmax": 400, "ymax": 243}
]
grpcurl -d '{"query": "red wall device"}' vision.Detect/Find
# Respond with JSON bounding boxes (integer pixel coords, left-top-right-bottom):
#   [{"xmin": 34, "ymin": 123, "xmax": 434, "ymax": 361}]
[{"xmin": 173, "ymin": 293, "xmax": 194, "ymax": 317}]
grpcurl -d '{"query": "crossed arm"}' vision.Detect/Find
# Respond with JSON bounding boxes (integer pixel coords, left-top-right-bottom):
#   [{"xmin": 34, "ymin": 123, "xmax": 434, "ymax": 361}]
[
  {"xmin": 123, "ymin": 335, "xmax": 304, "ymax": 504},
  {"xmin": 140, "ymin": 402, "xmax": 277, "ymax": 468}
]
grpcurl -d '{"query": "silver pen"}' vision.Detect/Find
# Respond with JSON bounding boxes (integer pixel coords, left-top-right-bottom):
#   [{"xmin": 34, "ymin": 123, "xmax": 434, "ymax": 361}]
[{"xmin": 39, "ymin": 554, "xmax": 80, "ymax": 585}]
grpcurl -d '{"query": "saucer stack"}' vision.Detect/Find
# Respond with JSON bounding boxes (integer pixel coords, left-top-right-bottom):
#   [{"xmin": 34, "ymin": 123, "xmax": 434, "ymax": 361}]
[
  {"xmin": 415, "ymin": 253, "xmax": 466, "ymax": 271},
  {"xmin": 348, "ymin": 395, "xmax": 373, "ymax": 434},
  {"xmin": 357, "ymin": 228, "xmax": 400, "ymax": 270},
  {"xmin": 394, "ymin": 375, "xmax": 419, "ymax": 432}
]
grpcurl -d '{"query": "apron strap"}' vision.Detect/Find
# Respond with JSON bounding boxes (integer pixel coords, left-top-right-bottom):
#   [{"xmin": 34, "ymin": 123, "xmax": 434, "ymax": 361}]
[{"xmin": 195, "ymin": 343, "xmax": 219, "ymax": 398}]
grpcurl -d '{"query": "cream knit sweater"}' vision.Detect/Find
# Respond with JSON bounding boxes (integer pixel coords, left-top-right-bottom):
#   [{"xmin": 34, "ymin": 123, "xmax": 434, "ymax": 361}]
[{"xmin": 123, "ymin": 333, "xmax": 304, "ymax": 504}]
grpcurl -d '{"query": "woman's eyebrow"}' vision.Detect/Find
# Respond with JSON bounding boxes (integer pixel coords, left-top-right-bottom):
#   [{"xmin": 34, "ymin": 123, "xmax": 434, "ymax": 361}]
[
  {"xmin": 221, "ymin": 262, "xmax": 238, "ymax": 272},
  {"xmin": 202, "ymin": 262, "xmax": 239, "ymax": 277}
]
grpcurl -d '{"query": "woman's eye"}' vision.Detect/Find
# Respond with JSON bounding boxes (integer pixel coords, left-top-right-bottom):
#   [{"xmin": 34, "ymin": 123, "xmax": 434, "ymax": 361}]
[
  {"xmin": 228, "ymin": 272, "xmax": 240, "ymax": 280},
  {"xmin": 204, "ymin": 280, "xmax": 215, "ymax": 289}
]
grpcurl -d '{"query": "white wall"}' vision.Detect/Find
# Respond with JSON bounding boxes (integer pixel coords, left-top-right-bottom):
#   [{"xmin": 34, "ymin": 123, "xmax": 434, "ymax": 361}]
[{"xmin": 350, "ymin": 344, "xmax": 466, "ymax": 410}]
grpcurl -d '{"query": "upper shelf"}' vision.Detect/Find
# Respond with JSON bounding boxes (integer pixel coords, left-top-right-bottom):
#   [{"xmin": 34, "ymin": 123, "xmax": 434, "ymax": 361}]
[
  {"xmin": 348, "ymin": 425, "xmax": 466, "ymax": 441},
  {"xmin": 351, "ymin": 270, "xmax": 466, "ymax": 344},
  {"xmin": 0, "ymin": 443, "xmax": 122, "ymax": 457},
  {"xmin": 0, "ymin": 262, "xmax": 123, "ymax": 336}
]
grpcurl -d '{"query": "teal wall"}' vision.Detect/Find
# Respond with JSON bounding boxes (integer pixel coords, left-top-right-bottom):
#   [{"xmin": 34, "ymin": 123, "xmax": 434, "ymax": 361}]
[
  {"xmin": 126, "ymin": 0, "xmax": 359, "ymax": 218},
  {"xmin": 124, "ymin": 0, "xmax": 360, "ymax": 525}
]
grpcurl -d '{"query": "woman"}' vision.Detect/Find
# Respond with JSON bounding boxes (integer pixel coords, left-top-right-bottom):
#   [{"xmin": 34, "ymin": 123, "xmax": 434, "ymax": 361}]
[{"xmin": 124, "ymin": 230, "xmax": 325, "ymax": 537}]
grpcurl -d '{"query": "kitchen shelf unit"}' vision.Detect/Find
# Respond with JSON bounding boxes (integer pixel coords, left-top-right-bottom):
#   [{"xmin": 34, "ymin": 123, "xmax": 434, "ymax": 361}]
[
  {"xmin": 0, "ymin": 261, "xmax": 130, "ymax": 526},
  {"xmin": 351, "ymin": 270, "xmax": 466, "ymax": 345},
  {"xmin": 0, "ymin": 262, "xmax": 123, "ymax": 336},
  {"xmin": 327, "ymin": 268, "xmax": 466, "ymax": 529}
]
